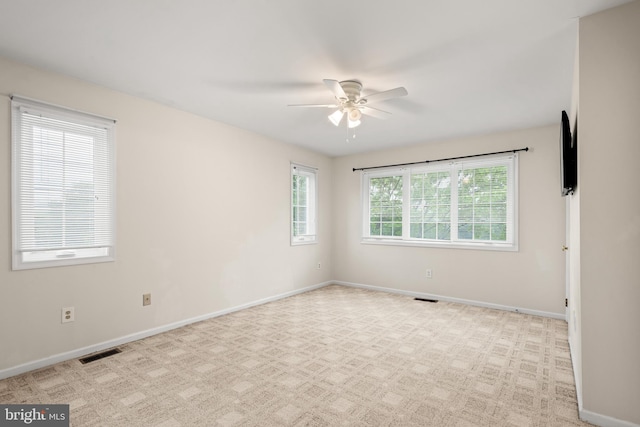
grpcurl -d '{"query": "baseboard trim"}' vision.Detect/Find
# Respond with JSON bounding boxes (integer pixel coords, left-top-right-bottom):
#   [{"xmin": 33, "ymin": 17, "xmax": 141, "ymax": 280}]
[
  {"xmin": 0, "ymin": 281, "xmax": 332, "ymax": 380},
  {"xmin": 579, "ymin": 409, "xmax": 640, "ymax": 427},
  {"xmin": 333, "ymin": 280, "xmax": 566, "ymax": 320}
]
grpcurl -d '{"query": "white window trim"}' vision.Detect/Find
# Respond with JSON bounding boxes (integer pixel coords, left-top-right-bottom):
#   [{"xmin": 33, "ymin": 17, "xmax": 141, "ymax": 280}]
[
  {"xmin": 11, "ymin": 95, "xmax": 116, "ymax": 270},
  {"xmin": 290, "ymin": 162, "xmax": 318, "ymax": 245},
  {"xmin": 361, "ymin": 154, "xmax": 518, "ymax": 252}
]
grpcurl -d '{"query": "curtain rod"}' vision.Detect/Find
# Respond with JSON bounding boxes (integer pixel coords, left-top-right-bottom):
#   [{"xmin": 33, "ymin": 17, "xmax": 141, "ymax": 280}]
[{"xmin": 352, "ymin": 147, "xmax": 529, "ymax": 172}]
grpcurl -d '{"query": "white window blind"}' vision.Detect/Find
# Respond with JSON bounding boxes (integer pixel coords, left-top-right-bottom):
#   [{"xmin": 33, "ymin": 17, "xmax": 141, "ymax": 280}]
[
  {"xmin": 11, "ymin": 96, "xmax": 116, "ymax": 270},
  {"xmin": 291, "ymin": 163, "xmax": 317, "ymax": 245},
  {"xmin": 410, "ymin": 168, "xmax": 451, "ymax": 240}
]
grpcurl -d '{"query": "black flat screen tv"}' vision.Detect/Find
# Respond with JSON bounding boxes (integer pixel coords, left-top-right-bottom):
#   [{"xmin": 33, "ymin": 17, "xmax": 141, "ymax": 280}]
[{"xmin": 560, "ymin": 110, "xmax": 577, "ymax": 196}]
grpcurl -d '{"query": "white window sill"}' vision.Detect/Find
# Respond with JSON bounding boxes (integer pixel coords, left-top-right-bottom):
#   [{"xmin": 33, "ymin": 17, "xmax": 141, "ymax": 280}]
[
  {"xmin": 361, "ymin": 238, "xmax": 518, "ymax": 252},
  {"xmin": 291, "ymin": 239, "xmax": 318, "ymax": 246},
  {"xmin": 13, "ymin": 248, "xmax": 115, "ymax": 270}
]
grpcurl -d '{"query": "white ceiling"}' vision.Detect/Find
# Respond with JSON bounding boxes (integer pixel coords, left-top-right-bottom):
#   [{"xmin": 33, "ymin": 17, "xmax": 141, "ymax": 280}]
[{"xmin": 0, "ymin": 0, "xmax": 631, "ymax": 157}]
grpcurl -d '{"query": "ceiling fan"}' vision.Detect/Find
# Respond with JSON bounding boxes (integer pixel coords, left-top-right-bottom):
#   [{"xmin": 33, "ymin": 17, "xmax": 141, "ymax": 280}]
[{"xmin": 288, "ymin": 79, "xmax": 408, "ymax": 129}]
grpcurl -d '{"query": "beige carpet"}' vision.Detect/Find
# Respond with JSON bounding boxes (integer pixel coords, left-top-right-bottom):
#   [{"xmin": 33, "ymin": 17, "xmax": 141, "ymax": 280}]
[{"xmin": 0, "ymin": 285, "xmax": 591, "ymax": 426}]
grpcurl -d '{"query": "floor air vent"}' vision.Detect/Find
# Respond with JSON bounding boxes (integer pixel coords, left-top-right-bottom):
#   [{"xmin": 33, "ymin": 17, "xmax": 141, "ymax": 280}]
[
  {"xmin": 79, "ymin": 348, "xmax": 122, "ymax": 364},
  {"xmin": 414, "ymin": 297, "xmax": 439, "ymax": 303}
]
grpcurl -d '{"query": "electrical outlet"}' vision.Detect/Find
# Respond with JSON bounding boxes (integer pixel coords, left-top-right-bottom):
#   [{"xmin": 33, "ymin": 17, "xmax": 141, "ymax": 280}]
[
  {"xmin": 426, "ymin": 269, "xmax": 432, "ymax": 279},
  {"xmin": 62, "ymin": 307, "xmax": 75, "ymax": 323},
  {"xmin": 143, "ymin": 293, "xmax": 151, "ymax": 306}
]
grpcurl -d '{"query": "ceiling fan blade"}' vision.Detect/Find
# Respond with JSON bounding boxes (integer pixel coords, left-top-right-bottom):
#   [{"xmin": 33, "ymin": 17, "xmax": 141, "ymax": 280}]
[
  {"xmin": 323, "ymin": 79, "xmax": 347, "ymax": 100},
  {"xmin": 362, "ymin": 87, "xmax": 408, "ymax": 104},
  {"xmin": 360, "ymin": 106, "xmax": 391, "ymax": 119},
  {"xmin": 288, "ymin": 103, "xmax": 338, "ymax": 108}
]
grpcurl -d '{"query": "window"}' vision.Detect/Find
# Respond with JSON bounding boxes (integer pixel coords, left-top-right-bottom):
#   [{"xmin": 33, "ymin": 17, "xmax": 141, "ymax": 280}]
[
  {"xmin": 368, "ymin": 175, "xmax": 403, "ymax": 238},
  {"xmin": 362, "ymin": 154, "xmax": 517, "ymax": 250},
  {"xmin": 11, "ymin": 96, "xmax": 116, "ymax": 270},
  {"xmin": 291, "ymin": 163, "xmax": 317, "ymax": 244}
]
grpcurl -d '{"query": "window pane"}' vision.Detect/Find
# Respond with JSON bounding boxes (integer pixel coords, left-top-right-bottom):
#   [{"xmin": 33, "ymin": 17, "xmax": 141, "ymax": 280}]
[
  {"xmin": 291, "ymin": 165, "xmax": 317, "ymax": 244},
  {"xmin": 297, "ymin": 178, "xmax": 307, "ymax": 204},
  {"xmin": 370, "ymin": 223, "xmax": 381, "ymax": 235},
  {"xmin": 457, "ymin": 165, "xmax": 509, "ymax": 243},
  {"xmin": 298, "ymin": 207, "xmax": 307, "ymax": 222},
  {"xmin": 475, "ymin": 205, "xmax": 490, "ymax": 223},
  {"xmin": 491, "ymin": 223, "xmax": 507, "ymax": 241},
  {"xmin": 393, "ymin": 205, "xmax": 403, "ymax": 221},
  {"xmin": 493, "ymin": 190, "xmax": 507, "ymax": 203},
  {"xmin": 458, "ymin": 223, "xmax": 472, "ymax": 239},
  {"xmin": 410, "ymin": 223, "xmax": 422, "ymax": 238},
  {"xmin": 381, "ymin": 207, "xmax": 392, "ymax": 222},
  {"xmin": 32, "ymin": 128, "xmax": 100, "ymax": 249},
  {"xmin": 474, "ymin": 224, "xmax": 490, "ymax": 240},
  {"xmin": 438, "ymin": 185, "xmax": 451, "ymax": 200},
  {"xmin": 411, "ymin": 178, "xmax": 423, "ymax": 198},
  {"xmin": 437, "ymin": 205, "xmax": 450, "ymax": 222},
  {"xmin": 458, "ymin": 205, "xmax": 473, "ymax": 222},
  {"xmin": 382, "ymin": 223, "xmax": 392, "ymax": 236},
  {"xmin": 423, "ymin": 206, "xmax": 436, "ymax": 222},
  {"xmin": 491, "ymin": 204, "xmax": 507, "ymax": 222},
  {"xmin": 369, "ymin": 175, "xmax": 403, "ymax": 237},
  {"xmin": 409, "ymin": 171, "xmax": 450, "ymax": 241},
  {"xmin": 295, "ymin": 222, "xmax": 307, "ymax": 236},
  {"xmin": 393, "ymin": 223, "xmax": 402, "ymax": 236},
  {"xmin": 370, "ymin": 205, "xmax": 381, "ymax": 220},
  {"xmin": 438, "ymin": 223, "xmax": 451, "ymax": 240},
  {"xmin": 410, "ymin": 204, "xmax": 423, "ymax": 222},
  {"xmin": 423, "ymin": 223, "xmax": 436, "ymax": 239}
]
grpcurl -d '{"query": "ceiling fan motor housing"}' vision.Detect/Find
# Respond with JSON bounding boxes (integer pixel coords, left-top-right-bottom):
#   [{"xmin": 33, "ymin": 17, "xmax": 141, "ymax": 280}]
[
  {"xmin": 339, "ymin": 80, "xmax": 364, "ymax": 122},
  {"xmin": 339, "ymin": 80, "xmax": 363, "ymax": 102}
]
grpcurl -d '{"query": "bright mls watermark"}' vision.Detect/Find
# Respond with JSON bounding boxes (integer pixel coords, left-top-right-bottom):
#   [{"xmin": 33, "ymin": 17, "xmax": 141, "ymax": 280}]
[{"xmin": 0, "ymin": 405, "xmax": 69, "ymax": 426}]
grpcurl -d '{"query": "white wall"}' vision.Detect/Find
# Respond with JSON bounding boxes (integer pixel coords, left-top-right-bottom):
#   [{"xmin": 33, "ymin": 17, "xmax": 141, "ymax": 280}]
[
  {"xmin": 578, "ymin": 1, "xmax": 640, "ymax": 425},
  {"xmin": 332, "ymin": 126, "xmax": 566, "ymax": 315},
  {"xmin": 0, "ymin": 56, "xmax": 332, "ymax": 373}
]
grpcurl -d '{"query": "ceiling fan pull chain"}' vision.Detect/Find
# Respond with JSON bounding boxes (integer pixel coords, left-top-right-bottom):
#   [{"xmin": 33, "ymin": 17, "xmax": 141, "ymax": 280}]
[{"xmin": 346, "ymin": 119, "xmax": 350, "ymax": 142}]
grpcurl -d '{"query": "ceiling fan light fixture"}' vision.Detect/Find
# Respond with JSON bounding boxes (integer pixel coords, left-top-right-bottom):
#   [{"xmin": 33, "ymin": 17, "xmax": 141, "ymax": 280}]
[
  {"xmin": 290, "ymin": 79, "xmax": 408, "ymax": 136},
  {"xmin": 348, "ymin": 108, "xmax": 362, "ymax": 121},
  {"xmin": 328, "ymin": 109, "xmax": 344, "ymax": 126}
]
